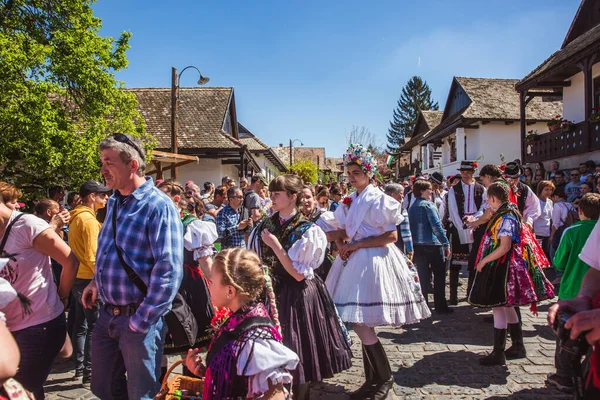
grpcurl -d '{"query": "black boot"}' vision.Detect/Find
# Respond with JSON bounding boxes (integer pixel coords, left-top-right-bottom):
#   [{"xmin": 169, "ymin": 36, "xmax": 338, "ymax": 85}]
[
  {"xmin": 480, "ymin": 328, "xmax": 507, "ymax": 366},
  {"xmin": 449, "ymin": 267, "xmax": 459, "ymax": 305},
  {"xmin": 365, "ymin": 341, "xmax": 394, "ymax": 400},
  {"xmin": 349, "ymin": 346, "xmax": 375, "ymax": 399},
  {"xmin": 505, "ymin": 323, "xmax": 527, "ymax": 360}
]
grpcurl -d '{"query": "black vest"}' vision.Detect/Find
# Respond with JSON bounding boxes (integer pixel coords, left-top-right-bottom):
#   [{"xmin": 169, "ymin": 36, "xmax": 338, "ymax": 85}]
[
  {"xmin": 453, "ymin": 181, "xmax": 484, "ymax": 219},
  {"xmin": 512, "ymin": 181, "xmax": 529, "ymax": 215}
]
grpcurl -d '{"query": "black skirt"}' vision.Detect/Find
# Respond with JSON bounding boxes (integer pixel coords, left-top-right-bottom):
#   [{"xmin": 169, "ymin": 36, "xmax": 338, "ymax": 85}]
[
  {"xmin": 274, "ymin": 274, "xmax": 352, "ymax": 384},
  {"xmin": 468, "ymin": 257, "xmax": 510, "ymax": 308}
]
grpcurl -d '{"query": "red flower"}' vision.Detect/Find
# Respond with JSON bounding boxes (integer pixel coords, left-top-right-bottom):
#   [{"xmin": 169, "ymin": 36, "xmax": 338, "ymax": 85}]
[
  {"xmin": 499, "ymin": 164, "xmax": 506, "ymax": 171},
  {"xmin": 472, "ymin": 162, "xmax": 478, "ymax": 168},
  {"xmin": 342, "ymin": 197, "xmax": 353, "ymax": 208}
]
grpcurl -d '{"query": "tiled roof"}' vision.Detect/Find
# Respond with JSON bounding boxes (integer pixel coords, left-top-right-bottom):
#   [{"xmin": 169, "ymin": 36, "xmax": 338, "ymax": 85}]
[
  {"xmin": 398, "ymin": 110, "xmax": 443, "ymax": 152},
  {"xmin": 271, "ymin": 146, "xmax": 290, "ymax": 166},
  {"xmin": 127, "ymin": 87, "xmax": 240, "ymax": 150},
  {"xmin": 517, "ymin": 23, "xmax": 600, "ymax": 91},
  {"xmin": 325, "ymin": 157, "xmax": 344, "ymax": 173},
  {"xmin": 455, "ymin": 77, "xmax": 562, "ymax": 121},
  {"xmin": 422, "ymin": 110, "xmax": 443, "ymax": 130},
  {"xmin": 271, "ymin": 146, "xmax": 327, "ymax": 169}
]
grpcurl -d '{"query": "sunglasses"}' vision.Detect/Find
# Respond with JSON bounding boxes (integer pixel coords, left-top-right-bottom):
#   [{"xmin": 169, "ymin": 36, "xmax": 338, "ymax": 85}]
[
  {"xmin": 113, "ymin": 133, "xmax": 145, "ymax": 160},
  {"xmin": 571, "ymin": 174, "xmax": 580, "ymax": 177}
]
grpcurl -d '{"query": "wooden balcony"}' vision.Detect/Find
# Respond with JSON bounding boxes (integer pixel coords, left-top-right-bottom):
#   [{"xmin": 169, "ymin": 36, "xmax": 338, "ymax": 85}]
[{"xmin": 523, "ymin": 120, "xmax": 600, "ymax": 163}]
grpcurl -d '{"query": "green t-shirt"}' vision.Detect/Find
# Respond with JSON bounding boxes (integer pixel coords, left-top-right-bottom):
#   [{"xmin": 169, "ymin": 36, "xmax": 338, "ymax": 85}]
[{"xmin": 553, "ymin": 219, "xmax": 598, "ymax": 299}]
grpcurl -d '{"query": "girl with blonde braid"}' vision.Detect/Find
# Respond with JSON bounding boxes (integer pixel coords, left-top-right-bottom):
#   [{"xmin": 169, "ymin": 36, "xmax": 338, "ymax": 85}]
[{"xmin": 184, "ymin": 248, "xmax": 298, "ymax": 400}]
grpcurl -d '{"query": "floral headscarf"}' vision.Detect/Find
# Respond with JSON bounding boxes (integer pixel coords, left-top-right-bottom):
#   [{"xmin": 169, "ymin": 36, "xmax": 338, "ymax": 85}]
[{"xmin": 344, "ymin": 143, "xmax": 377, "ymax": 176}]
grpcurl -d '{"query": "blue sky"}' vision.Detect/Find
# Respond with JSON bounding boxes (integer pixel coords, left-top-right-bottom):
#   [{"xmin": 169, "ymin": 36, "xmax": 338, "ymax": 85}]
[{"xmin": 93, "ymin": 0, "xmax": 580, "ymax": 158}]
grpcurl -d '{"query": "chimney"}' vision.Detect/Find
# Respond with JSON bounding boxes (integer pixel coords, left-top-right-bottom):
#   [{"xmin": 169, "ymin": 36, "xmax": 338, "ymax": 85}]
[{"xmin": 279, "ymin": 143, "xmax": 283, "ymax": 147}]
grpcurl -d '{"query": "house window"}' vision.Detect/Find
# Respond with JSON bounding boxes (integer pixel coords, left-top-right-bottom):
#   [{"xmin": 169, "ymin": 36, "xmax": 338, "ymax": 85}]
[{"xmin": 449, "ymin": 138, "xmax": 457, "ymax": 162}]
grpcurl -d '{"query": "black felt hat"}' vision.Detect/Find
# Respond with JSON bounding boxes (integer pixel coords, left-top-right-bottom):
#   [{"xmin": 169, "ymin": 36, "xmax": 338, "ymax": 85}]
[
  {"xmin": 458, "ymin": 161, "xmax": 478, "ymax": 171},
  {"xmin": 504, "ymin": 162, "xmax": 524, "ymax": 178}
]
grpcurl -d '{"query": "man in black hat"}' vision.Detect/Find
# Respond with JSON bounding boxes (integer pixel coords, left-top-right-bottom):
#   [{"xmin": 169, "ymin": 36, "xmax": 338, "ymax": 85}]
[
  {"xmin": 68, "ymin": 180, "xmax": 111, "ymax": 387},
  {"xmin": 446, "ymin": 161, "xmax": 486, "ymax": 305},
  {"xmin": 503, "ymin": 162, "xmax": 541, "ymax": 228},
  {"xmin": 429, "ymin": 172, "xmax": 447, "ymax": 219}
]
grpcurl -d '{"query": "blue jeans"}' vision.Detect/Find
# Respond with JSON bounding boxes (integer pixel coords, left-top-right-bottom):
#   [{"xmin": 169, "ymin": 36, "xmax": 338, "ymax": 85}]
[
  {"xmin": 91, "ymin": 306, "xmax": 167, "ymax": 400},
  {"xmin": 413, "ymin": 245, "xmax": 448, "ymax": 310},
  {"xmin": 71, "ymin": 278, "xmax": 98, "ymax": 377},
  {"xmin": 12, "ymin": 313, "xmax": 67, "ymax": 399}
]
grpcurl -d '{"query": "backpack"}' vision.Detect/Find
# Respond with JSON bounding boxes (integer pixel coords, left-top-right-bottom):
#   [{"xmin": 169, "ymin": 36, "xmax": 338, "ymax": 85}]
[{"xmin": 562, "ymin": 202, "xmax": 580, "ymax": 229}]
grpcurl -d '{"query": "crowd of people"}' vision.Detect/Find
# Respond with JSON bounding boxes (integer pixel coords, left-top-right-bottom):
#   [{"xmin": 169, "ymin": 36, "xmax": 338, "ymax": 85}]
[{"xmin": 1, "ymin": 133, "xmax": 600, "ymax": 399}]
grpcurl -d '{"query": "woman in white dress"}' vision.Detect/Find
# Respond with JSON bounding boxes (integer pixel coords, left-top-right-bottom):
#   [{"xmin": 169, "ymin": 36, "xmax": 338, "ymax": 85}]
[{"xmin": 326, "ymin": 144, "xmax": 431, "ymax": 400}]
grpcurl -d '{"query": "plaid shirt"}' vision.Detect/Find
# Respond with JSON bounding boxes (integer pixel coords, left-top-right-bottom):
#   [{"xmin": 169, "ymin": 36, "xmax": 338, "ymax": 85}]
[
  {"xmin": 216, "ymin": 205, "xmax": 246, "ymax": 248},
  {"xmin": 399, "ymin": 208, "xmax": 414, "ymax": 253},
  {"xmin": 95, "ymin": 177, "xmax": 183, "ymax": 333}
]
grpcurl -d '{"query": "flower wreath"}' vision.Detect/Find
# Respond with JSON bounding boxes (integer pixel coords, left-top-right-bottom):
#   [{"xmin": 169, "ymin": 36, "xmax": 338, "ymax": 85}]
[{"xmin": 344, "ymin": 143, "xmax": 377, "ymax": 175}]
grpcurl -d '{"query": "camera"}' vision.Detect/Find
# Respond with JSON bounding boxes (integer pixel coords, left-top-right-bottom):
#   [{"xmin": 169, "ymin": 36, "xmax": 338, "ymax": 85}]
[{"xmin": 553, "ymin": 311, "xmax": 590, "ymax": 357}]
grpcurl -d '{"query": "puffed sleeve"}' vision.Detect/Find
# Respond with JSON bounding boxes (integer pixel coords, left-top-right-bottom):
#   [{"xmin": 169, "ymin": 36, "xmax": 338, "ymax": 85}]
[
  {"xmin": 315, "ymin": 211, "xmax": 340, "ymax": 232},
  {"xmin": 373, "ymin": 194, "xmax": 403, "ymax": 231},
  {"xmin": 183, "ymin": 220, "xmax": 218, "ymax": 259},
  {"xmin": 237, "ymin": 337, "xmax": 299, "ymax": 398},
  {"xmin": 287, "ymin": 225, "xmax": 327, "ymax": 279},
  {"xmin": 333, "ymin": 200, "xmax": 348, "ymax": 229}
]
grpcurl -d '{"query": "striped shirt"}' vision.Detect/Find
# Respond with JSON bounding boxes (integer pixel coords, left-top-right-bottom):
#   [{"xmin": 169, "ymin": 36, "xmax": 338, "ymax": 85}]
[
  {"xmin": 399, "ymin": 208, "xmax": 414, "ymax": 253},
  {"xmin": 95, "ymin": 177, "xmax": 183, "ymax": 333}
]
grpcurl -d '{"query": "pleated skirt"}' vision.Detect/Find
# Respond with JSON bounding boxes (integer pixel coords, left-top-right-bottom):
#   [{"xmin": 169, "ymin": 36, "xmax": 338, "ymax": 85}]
[
  {"xmin": 275, "ymin": 275, "xmax": 353, "ymax": 385},
  {"xmin": 325, "ymin": 244, "xmax": 431, "ymax": 327}
]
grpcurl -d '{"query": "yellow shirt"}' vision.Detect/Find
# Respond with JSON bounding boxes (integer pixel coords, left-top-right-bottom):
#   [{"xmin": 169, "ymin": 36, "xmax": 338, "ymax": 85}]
[{"xmin": 69, "ymin": 205, "xmax": 101, "ymax": 279}]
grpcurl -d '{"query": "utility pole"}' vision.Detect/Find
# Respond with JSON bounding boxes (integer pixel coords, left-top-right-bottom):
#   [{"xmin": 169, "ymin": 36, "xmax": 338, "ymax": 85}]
[
  {"xmin": 289, "ymin": 138, "xmax": 293, "ymax": 173},
  {"xmin": 171, "ymin": 66, "xmax": 179, "ymax": 180}
]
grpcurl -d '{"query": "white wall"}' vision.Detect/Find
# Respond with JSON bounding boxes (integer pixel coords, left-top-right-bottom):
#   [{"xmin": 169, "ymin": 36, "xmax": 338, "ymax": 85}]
[
  {"xmin": 250, "ymin": 153, "xmax": 280, "ymax": 181},
  {"xmin": 562, "ymin": 63, "xmax": 600, "ymax": 124},
  {"xmin": 174, "ymin": 158, "xmax": 238, "ymax": 186},
  {"xmin": 422, "ymin": 121, "xmax": 549, "ymax": 176}
]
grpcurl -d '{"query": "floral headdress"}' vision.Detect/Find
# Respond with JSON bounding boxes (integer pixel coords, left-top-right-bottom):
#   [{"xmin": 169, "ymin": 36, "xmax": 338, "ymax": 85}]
[{"xmin": 344, "ymin": 143, "xmax": 377, "ymax": 176}]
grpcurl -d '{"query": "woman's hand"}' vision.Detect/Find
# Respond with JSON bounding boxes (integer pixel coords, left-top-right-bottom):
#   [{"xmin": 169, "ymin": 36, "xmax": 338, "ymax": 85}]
[
  {"xmin": 338, "ymin": 242, "xmax": 358, "ymax": 260},
  {"xmin": 476, "ymin": 259, "xmax": 487, "ymax": 272},
  {"xmin": 185, "ymin": 348, "xmax": 206, "ymax": 377},
  {"xmin": 261, "ymin": 230, "xmax": 282, "ymax": 251}
]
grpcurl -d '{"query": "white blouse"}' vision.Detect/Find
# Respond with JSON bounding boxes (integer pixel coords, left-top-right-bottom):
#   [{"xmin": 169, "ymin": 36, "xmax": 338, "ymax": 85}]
[
  {"xmin": 249, "ymin": 218, "xmax": 328, "ymax": 280},
  {"xmin": 183, "ymin": 220, "xmax": 218, "ymax": 260},
  {"xmin": 334, "ymin": 184, "xmax": 403, "ymax": 242},
  {"xmin": 238, "ymin": 337, "xmax": 299, "ymax": 399}
]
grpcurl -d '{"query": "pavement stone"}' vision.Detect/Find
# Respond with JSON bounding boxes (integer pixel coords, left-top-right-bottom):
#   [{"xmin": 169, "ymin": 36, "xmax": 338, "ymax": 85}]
[{"xmin": 44, "ymin": 274, "xmax": 571, "ymax": 399}]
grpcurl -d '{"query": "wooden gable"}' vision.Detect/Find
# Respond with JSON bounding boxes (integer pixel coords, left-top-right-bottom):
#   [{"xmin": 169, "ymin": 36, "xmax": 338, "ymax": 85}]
[
  {"xmin": 441, "ymin": 78, "xmax": 471, "ymax": 121},
  {"xmin": 562, "ymin": 0, "xmax": 600, "ymax": 48}
]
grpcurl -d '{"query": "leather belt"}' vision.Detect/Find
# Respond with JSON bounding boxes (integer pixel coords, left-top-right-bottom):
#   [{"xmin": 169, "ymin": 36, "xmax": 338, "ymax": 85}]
[{"xmin": 104, "ymin": 303, "xmax": 139, "ymax": 317}]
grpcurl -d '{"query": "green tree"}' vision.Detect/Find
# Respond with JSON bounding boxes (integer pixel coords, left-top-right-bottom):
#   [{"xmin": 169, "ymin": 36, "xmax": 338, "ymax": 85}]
[
  {"xmin": 0, "ymin": 0, "xmax": 150, "ymax": 192},
  {"xmin": 386, "ymin": 76, "xmax": 438, "ymax": 153},
  {"xmin": 290, "ymin": 158, "xmax": 319, "ymax": 185}
]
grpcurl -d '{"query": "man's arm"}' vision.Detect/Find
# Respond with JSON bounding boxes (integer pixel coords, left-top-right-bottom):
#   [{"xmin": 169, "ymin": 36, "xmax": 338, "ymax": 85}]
[
  {"xmin": 524, "ymin": 189, "xmax": 541, "ymax": 226},
  {"xmin": 129, "ymin": 204, "xmax": 184, "ymax": 333},
  {"xmin": 399, "ymin": 210, "xmax": 413, "ymax": 254},
  {"xmin": 446, "ymin": 187, "xmax": 461, "ymax": 228}
]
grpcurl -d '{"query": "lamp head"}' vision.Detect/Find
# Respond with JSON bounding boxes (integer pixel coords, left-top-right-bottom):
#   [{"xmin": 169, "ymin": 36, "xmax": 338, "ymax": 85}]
[{"xmin": 197, "ymin": 75, "xmax": 210, "ymax": 85}]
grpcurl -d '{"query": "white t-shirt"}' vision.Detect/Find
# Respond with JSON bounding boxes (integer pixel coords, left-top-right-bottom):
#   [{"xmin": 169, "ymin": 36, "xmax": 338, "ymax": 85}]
[
  {"xmin": 0, "ymin": 212, "xmax": 63, "ymax": 332},
  {"xmin": 534, "ymin": 199, "xmax": 553, "ymax": 237},
  {"xmin": 579, "ymin": 220, "xmax": 600, "ymax": 271}
]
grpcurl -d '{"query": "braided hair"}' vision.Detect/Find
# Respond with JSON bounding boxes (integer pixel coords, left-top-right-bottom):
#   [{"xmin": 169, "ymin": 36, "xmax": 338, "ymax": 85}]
[{"xmin": 213, "ymin": 248, "xmax": 281, "ymax": 335}]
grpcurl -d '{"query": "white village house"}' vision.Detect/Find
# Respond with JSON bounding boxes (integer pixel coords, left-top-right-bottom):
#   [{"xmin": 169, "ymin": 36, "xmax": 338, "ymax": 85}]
[
  {"xmin": 516, "ymin": 0, "xmax": 600, "ymax": 169},
  {"xmin": 408, "ymin": 77, "xmax": 562, "ymax": 178},
  {"xmin": 128, "ymin": 87, "xmax": 286, "ymax": 184}
]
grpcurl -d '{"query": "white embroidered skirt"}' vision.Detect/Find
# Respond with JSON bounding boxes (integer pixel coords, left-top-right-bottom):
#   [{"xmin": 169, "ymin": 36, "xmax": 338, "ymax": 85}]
[{"xmin": 325, "ymin": 244, "xmax": 431, "ymax": 327}]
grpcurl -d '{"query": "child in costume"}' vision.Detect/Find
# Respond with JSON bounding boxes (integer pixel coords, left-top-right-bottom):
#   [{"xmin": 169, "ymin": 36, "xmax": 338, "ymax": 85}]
[
  {"xmin": 468, "ymin": 182, "xmax": 554, "ymax": 366},
  {"xmin": 326, "ymin": 144, "xmax": 431, "ymax": 400},
  {"xmin": 249, "ymin": 174, "xmax": 352, "ymax": 399},
  {"xmin": 184, "ymin": 248, "xmax": 298, "ymax": 399}
]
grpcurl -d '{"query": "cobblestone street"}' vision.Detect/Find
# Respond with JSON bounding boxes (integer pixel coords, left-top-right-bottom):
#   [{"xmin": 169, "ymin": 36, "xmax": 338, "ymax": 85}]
[{"xmin": 45, "ymin": 276, "xmax": 571, "ymax": 399}]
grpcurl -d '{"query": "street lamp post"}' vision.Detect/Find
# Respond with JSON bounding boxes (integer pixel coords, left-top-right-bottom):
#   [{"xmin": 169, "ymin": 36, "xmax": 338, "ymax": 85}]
[
  {"xmin": 171, "ymin": 65, "xmax": 210, "ymax": 180},
  {"xmin": 289, "ymin": 138, "xmax": 303, "ymax": 173}
]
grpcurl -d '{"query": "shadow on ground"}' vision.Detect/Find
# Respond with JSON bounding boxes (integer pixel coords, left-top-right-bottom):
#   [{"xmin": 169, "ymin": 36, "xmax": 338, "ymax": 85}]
[
  {"xmin": 394, "ymin": 350, "xmax": 509, "ymax": 388},
  {"xmin": 487, "ymin": 386, "xmax": 571, "ymax": 399}
]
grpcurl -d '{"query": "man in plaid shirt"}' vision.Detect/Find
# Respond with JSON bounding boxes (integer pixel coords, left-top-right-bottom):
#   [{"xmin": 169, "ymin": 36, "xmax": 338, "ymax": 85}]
[
  {"xmin": 82, "ymin": 134, "xmax": 183, "ymax": 400},
  {"xmin": 216, "ymin": 186, "xmax": 252, "ymax": 248}
]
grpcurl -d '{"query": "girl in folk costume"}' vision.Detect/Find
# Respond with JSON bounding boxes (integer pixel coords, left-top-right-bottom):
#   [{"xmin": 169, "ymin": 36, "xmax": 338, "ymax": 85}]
[
  {"xmin": 184, "ymin": 248, "xmax": 299, "ymax": 400},
  {"xmin": 468, "ymin": 182, "xmax": 554, "ymax": 366},
  {"xmin": 249, "ymin": 175, "xmax": 352, "ymax": 399},
  {"xmin": 300, "ymin": 184, "xmax": 338, "ymax": 280},
  {"xmin": 158, "ymin": 181, "xmax": 216, "ymax": 353},
  {"xmin": 326, "ymin": 144, "xmax": 431, "ymax": 400}
]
